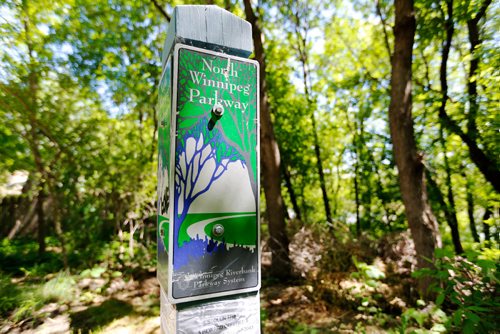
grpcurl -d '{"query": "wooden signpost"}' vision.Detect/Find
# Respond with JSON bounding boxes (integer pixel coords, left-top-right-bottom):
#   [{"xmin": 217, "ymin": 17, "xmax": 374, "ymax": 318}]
[{"xmin": 156, "ymin": 5, "xmax": 260, "ymax": 333}]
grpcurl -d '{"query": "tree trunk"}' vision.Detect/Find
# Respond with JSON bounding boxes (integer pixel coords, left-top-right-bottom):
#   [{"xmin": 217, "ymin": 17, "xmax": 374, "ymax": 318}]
[
  {"xmin": 23, "ymin": 3, "xmax": 47, "ymax": 257},
  {"xmin": 388, "ymin": 0, "xmax": 441, "ymax": 298},
  {"xmin": 311, "ymin": 113, "xmax": 333, "ymax": 225},
  {"xmin": 54, "ymin": 217, "xmax": 68, "ymax": 269},
  {"xmin": 426, "ymin": 168, "xmax": 463, "ymax": 254},
  {"xmin": 466, "ymin": 0, "xmax": 492, "ymax": 141},
  {"xmin": 441, "ymin": 144, "xmax": 463, "ymax": 254},
  {"xmin": 435, "ymin": 0, "xmax": 463, "ymax": 254},
  {"xmin": 290, "ymin": 8, "xmax": 332, "ymax": 226},
  {"xmin": 332, "ymin": 151, "xmax": 344, "ymax": 217},
  {"xmin": 483, "ymin": 207, "xmax": 492, "ymax": 242},
  {"xmin": 300, "ymin": 182, "xmax": 309, "ymax": 223},
  {"xmin": 463, "ymin": 172, "xmax": 480, "ymax": 242},
  {"xmin": 36, "ymin": 190, "xmax": 46, "ymax": 256},
  {"xmin": 359, "ymin": 119, "xmax": 372, "ymax": 229},
  {"xmin": 440, "ymin": 112, "xmax": 500, "ymax": 193},
  {"xmin": 282, "ymin": 161, "xmax": 302, "ymax": 221},
  {"xmin": 352, "ymin": 130, "xmax": 361, "ymax": 236},
  {"xmin": 439, "ymin": 0, "xmax": 499, "ymax": 192},
  {"xmin": 243, "ymin": 0, "xmax": 292, "ymax": 280},
  {"xmin": 354, "ymin": 158, "xmax": 361, "ymax": 236}
]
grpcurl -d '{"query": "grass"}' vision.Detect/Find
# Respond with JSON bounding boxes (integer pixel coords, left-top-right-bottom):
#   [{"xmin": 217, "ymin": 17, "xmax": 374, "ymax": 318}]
[
  {"xmin": 0, "ymin": 275, "xmax": 43, "ymax": 323},
  {"xmin": 0, "ymin": 275, "xmax": 22, "ymax": 317},
  {"xmin": 0, "ymin": 270, "xmax": 77, "ymax": 325},
  {"xmin": 41, "ymin": 272, "xmax": 76, "ymax": 303}
]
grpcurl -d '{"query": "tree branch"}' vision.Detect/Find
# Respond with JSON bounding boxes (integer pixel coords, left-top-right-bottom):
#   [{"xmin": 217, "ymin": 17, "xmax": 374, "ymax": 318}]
[
  {"xmin": 472, "ymin": 0, "xmax": 492, "ymax": 24},
  {"xmin": 375, "ymin": 0, "xmax": 392, "ymax": 62},
  {"xmin": 151, "ymin": 0, "xmax": 170, "ymax": 22}
]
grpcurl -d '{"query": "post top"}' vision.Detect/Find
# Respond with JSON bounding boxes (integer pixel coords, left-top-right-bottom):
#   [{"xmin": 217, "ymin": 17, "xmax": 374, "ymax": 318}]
[{"xmin": 162, "ymin": 5, "xmax": 253, "ymax": 67}]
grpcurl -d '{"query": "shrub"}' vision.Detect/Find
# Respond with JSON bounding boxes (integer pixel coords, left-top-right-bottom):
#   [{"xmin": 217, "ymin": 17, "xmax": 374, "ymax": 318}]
[{"xmin": 414, "ymin": 249, "xmax": 499, "ymax": 333}]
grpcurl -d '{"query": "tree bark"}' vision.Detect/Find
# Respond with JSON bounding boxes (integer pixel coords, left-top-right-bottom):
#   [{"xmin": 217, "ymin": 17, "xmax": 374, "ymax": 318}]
[
  {"xmin": 388, "ymin": 0, "xmax": 441, "ymax": 298},
  {"xmin": 36, "ymin": 189, "xmax": 46, "ymax": 256},
  {"xmin": 243, "ymin": 0, "xmax": 292, "ymax": 280},
  {"xmin": 151, "ymin": 0, "xmax": 170, "ymax": 21},
  {"xmin": 439, "ymin": 130, "xmax": 463, "ymax": 254},
  {"xmin": 282, "ymin": 161, "xmax": 302, "ymax": 221},
  {"xmin": 433, "ymin": 0, "xmax": 463, "ymax": 254},
  {"xmin": 439, "ymin": 111, "xmax": 500, "ymax": 193},
  {"xmin": 286, "ymin": 4, "xmax": 332, "ymax": 226},
  {"xmin": 54, "ymin": 216, "xmax": 68, "ymax": 269},
  {"xmin": 311, "ymin": 112, "xmax": 333, "ymax": 225},
  {"xmin": 354, "ymin": 157, "xmax": 361, "ymax": 236},
  {"xmin": 436, "ymin": 0, "xmax": 462, "ymax": 254},
  {"xmin": 439, "ymin": 0, "xmax": 499, "ymax": 192},
  {"xmin": 463, "ymin": 171, "xmax": 480, "ymax": 243},
  {"xmin": 483, "ymin": 207, "xmax": 492, "ymax": 242},
  {"xmin": 426, "ymin": 168, "xmax": 463, "ymax": 254},
  {"xmin": 466, "ymin": 0, "xmax": 492, "ymax": 141},
  {"xmin": 352, "ymin": 128, "xmax": 361, "ymax": 236},
  {"xmin": 292, "ymin": 13, "xmax": 333, "ymax": 226},
  {"xmin": 294, "ymin": 15, "xmax": 333, "ymax": 227},
  {"xmin": 23, "ymin": 3, "xmax": 47, "ymax": 257}
]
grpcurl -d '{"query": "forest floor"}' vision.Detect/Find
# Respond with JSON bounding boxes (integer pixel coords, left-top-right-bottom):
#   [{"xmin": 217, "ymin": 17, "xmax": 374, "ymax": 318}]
[
  {"xmin": 0, "ymin": 231, "xmax": 448, "ymax": 333},
  {"xmin": 0, "ymin": 273, "xmax": 402, "ymax": 334}
]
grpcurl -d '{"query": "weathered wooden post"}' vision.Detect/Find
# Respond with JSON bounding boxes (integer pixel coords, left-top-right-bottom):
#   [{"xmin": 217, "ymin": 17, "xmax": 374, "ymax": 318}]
[{"xmin": 156, "ymin": 5, "xmax": 260, "ymax": 333}]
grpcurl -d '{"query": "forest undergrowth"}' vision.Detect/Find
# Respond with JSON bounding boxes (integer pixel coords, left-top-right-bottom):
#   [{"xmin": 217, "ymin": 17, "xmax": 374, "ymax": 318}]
[{"xmin": 1, "ymin": 225, "xmax": 497, "ymax": 334}]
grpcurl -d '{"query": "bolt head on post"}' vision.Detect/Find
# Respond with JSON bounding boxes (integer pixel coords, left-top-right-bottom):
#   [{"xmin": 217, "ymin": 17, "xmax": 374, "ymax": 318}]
[
  {"xmin": 212, "ymin": 104, "xmax": 224, "ymax": 118},
  {"xmin": 212, "ymin": 224, "xmax": 225, "ymax": 237}
]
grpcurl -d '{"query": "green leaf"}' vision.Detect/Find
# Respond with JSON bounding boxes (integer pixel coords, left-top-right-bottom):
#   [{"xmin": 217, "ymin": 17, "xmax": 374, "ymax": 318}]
[
  {"xmin": 436, "ymin": 293, "xmax": 445, "ymax": 306},
  {"xmin": 430, "ymin": 323, "xmax": 447, "ymax": 333},
  {"xmin": 464, "ymin": 311, "xmax": 480, "ymax": 323},
  {"xmin": 462, "ymin": 319, "xmax": 475, "ymax": 334}
]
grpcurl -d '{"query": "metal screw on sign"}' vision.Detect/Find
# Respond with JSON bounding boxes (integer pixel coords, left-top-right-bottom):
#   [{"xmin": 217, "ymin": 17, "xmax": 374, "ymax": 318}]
[
  {"xmin": 212, "ymin": 104, "xmax": 224, "ymax": 117},
  {"xmin": 208, "ymin": 104, "xmax": 225, "ymax": 130},
  {"xmin": 212, "ymin": 224, "xmax": 225, "ymax": 237}
]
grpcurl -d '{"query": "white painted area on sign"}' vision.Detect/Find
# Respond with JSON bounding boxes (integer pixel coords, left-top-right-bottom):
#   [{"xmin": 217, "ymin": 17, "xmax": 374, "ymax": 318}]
[{"xmin": 190, "ymin": 160, "xmax": 256, "ymax": 213}]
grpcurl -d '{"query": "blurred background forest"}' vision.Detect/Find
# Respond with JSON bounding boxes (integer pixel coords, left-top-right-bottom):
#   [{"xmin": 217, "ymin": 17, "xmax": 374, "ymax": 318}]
[{"xmin": 0, "ymin": 0, "xmax": 498, "ymax": 333}]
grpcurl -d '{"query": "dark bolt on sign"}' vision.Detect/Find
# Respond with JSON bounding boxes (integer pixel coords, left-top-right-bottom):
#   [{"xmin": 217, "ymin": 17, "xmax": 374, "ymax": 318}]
[{"xmin": 157, "ymin": 44, "xmax": 260, "ymax": 303}]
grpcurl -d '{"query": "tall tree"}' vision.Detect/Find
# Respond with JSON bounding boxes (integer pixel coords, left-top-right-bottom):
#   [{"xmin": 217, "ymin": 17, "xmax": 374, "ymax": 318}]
[
  {"xmin": 437, "ymin": 0, "xmax": 463, "ymax": 254},
  {"xmin": 388, "ymin": 0, "xmax": 441, "ymax": 297},
  {"xmin": 1, "ymin": 0, "xmax": 60, "ymax": 256},
  {"xmin": 243, "ymin": 0, "xmax": 292, "ymax": 279},
  {"xmin": 466, "ymin": 0, "xmax": 492, "ymax": 143},
  {"xmin": 286, "ymin": 1, "xmax": 333, "ymax": 226},
  {"xmin": 437, "ymin": 0, "xmax": 499, "ymax": 193},
  {"xmin": 282, "ymin": 162, "xmax": 302, "ymax": 221},
  {"xmin": 463, "ymin": 170, "xmax": 480, "ymax": 243}
]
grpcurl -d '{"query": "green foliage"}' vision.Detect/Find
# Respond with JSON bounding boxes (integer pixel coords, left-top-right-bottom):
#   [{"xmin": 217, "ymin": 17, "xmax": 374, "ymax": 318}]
[
  {"xmin": 413, "ymin": 249, "xmax": 500, "ymax": 333},
  {"xmin": 0, "ymin": 238, "xmax": 63, "ymax": 276},
  {"xmin": 41, "ymin": 272, "xmax": 76, "ymax": 304},
  {"xmin": 399, "ymin": 302, "xmax": 448, "ymax": 333},
  {"xmin": 347, "ymin": 257, "xmax": 387, "ymax": 317},
  {"xmin": 0, "ymin": 0, "xmax": 498, "ymax": 331},
  {"xmin": 0, "ymin": 275, "xmax": 22, "ymax": 317},
  {"xmin": 0, "ymin": 270, "xmax": 76, "ymax": 323},
  {"xmin": 285, "ymin": 319, "xmax": 324, "ymax": 334},
  {"xmin": 352, "ymin": 256, "xmax": 386, "ymax": 284}
]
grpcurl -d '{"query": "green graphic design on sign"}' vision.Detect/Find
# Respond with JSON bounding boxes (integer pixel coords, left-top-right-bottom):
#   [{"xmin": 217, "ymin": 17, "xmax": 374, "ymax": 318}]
[
  {"xmin": 165, "ymin": 44, "xmax": 260, "ymax": 303},
  {"xmin": 157, "ymin": 57, "xmax": 172, "ymax": 290}
]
